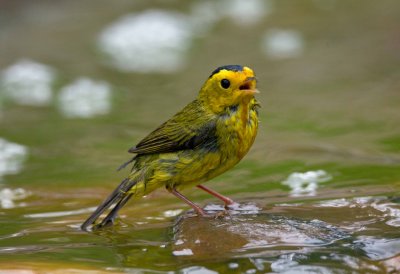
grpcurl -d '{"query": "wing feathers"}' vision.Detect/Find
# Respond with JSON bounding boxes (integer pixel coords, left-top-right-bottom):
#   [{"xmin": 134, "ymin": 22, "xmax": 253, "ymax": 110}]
[{"xmin": 128, "ymin": 100, "xmax": 217, "ymax": 155}]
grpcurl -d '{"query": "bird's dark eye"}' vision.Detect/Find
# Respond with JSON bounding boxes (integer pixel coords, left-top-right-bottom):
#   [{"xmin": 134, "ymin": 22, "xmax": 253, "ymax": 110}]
[{"xmin": 220, "ymin": 79, "xmax": 230, "ymax": 89}]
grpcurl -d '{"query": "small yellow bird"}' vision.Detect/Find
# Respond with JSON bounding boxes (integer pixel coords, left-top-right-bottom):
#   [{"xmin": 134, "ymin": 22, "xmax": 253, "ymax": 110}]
[{"xmin": 81, "ymin": 65, "xmax": 260, "ymax": 230}]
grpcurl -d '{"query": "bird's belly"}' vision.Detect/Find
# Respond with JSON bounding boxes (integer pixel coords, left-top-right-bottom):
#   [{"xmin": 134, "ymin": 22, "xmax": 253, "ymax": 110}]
[
  {"xmin": 218, "ymin": 114, "xmax": 258, "ymax": 161},
  {"xmin": 144, "ymin": 148, "xmax": 238, "ymax": 190}
]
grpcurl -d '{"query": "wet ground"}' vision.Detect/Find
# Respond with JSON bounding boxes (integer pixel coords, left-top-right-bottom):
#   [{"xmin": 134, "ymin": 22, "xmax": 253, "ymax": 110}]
[{"xmin": 1, "ymin": 0, "xmax": 400, "ymax": 273}]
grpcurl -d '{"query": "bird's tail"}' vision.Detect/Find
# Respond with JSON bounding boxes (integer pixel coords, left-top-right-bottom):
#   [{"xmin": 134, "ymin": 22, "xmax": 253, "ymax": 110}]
[{"xmin": 81, "ymin": 177, "xmax": 138, "ymax": 231}]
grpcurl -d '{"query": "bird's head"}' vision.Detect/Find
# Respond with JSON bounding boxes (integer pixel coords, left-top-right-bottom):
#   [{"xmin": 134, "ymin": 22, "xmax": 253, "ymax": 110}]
[{"xmin": 199, "ymin": 65, "xmax": 259, "ymax": 114}]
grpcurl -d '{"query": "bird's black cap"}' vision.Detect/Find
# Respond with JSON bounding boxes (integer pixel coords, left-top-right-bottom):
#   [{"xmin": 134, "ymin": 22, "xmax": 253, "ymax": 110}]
[{"xmin": 209, "ymin": 65, "xmax": 243, "ymax": 78}]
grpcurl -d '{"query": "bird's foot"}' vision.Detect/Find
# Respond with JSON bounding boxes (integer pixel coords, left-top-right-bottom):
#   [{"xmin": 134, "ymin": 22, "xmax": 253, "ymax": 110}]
[
  {"xmin": 195, "ymin": 207, "xmax": 211, "ymax": 217},
  {"xmin": 214, "ymin": 210, "xmax": 230, "ymax": 219}
]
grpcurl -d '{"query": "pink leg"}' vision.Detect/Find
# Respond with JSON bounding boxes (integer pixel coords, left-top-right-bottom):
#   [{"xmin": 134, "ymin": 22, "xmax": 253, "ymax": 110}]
[
  {"xmin": 169, "ymin": 187, "xmax": 207, "ymax": 216},
  {"xmin": 197, "ymin": 184, "xmax": 234, "ymax": 206}
]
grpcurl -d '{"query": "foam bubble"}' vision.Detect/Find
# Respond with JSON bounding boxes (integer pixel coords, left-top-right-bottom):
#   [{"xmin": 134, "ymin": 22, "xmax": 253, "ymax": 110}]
[
  {"xmin": 282, "ymin": 170, "xmax": 331, "ymax": 197},
  {"xmin": 190, "ymin": 1, "xmax": 220, "ymax": 35},
  {"xmin": 172, "ymin": 248, "xmax": 194, "ymax": 256},
  {"xmin": 180, "ymin": 266, "xmax": 218, "ymax": 274},
  {"xmin": 0, "ymin": 138, "xmax": 28, "ymax": 181},
  {"xmin": 0, "ymin": 188, "xmax": 30, "ymax": 209},
  {"xmin": 221, "ymin": 0, "xmax": 272, "ymax": 26},
  {"xmin": 1, "ymin": 59, "xmax": 55, "ymax": 106},
  {"xmin": 191, "ymin": 0, "xmax": 272, "ymax": 29},
  {"xmin": 163, "ymin": 209, "xmax": 183, "ymax": 218},
  {"xmin": 262, "ymin": 29, "xmax": 304, "ymax": 59},
  {"xmin": 98, "ymin": 10, "xmax": 193, "ymax": 73},
  {"xmin": 58, "ymin": 77, "xmax": 111, "ymax": 118}
]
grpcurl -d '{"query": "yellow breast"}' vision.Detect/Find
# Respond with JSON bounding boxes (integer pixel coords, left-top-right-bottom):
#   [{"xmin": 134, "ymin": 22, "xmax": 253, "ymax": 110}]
[{"xmin": 217, "ymin": 98, "xmax": 259, "ymax": 167}]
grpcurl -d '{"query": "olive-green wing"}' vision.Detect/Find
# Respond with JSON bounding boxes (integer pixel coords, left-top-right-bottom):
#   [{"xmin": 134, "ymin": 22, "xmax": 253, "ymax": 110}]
[{"xmin": 128, "ymin": 100, "xmax": 217, "ymax": 155}]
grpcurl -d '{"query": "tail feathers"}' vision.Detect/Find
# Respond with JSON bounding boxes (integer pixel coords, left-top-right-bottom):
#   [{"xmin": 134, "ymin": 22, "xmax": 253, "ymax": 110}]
[
  {"xmin": 81, "ymin": 178, "xmax": 137, "ymax": 231},
  {"xmin": 96, "ymin": 193, "xmax": 133, "ymax": 228}
]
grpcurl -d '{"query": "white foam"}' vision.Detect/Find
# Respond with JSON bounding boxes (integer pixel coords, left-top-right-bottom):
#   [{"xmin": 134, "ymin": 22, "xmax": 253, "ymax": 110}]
[
  {"xmin": 228, "ymin": 262, "xmax": 239, "ymax": 269},
  {"xmin": 181, "ymin": 266, "xmax": 218, "ymax": 274},
  {"xmin": 190, "ymin": 1, "xmax": 220, "ymax": 36},
  {"xmin": 191, "ymin": 0, "xmax": 272, "ymax": 30},
  {"xmin": 203, "ymin": 202, "xmax": 261, "ymax": 215},
  {"xmin": 58, "ymin": 77, "xmax": 111, "ymax": 118},
  {"xmin": 163, "ymin": 209, "xmax": 183, "ymax": 218},
  {"xmin": 282, "ymin": 170, "xmax": 331, "ymax": 197},
  {"xmin": 98, "ymin": 4, "xmax": 273, "ymax": 73},
  {"xmin": 221, "ymin": 0, "xmax": 272, "ymax": 26},
  {"xmin": 1, "ymin": 59, "xmax": 55, "ymax": 106},
  {"xmin": 0, "ymin": 188, "xmax": 30, "ymax": 209},
  {"xmin": 172, "ymin": 248, "xmax": 194, "ymax": 256},
  {"xmin": 262, "ymin": 29, "xmax": 304, "ymax": 59},
  {"xmin": 174, "ymin": 239, "xmax": 184, "ymax": 246},
  {"xmin": 98, "ymin": 10, "xmax": 193, "ymax": 73},
  {"xmin": 0, "ymin": 138, "xmax": 28, "ymax": 181}
]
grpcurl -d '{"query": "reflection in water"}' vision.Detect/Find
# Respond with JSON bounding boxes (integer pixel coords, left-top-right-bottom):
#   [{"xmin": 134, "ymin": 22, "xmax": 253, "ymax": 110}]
[
  {"xmin": 270, "ymin": 253, "xmax": 300, "ymax": 273},
  {"xmin": 271, "ymin": 255, "xmax": 337, "ymax": 274},
  {"xmin": 24, "ymin": 207, "xmax": 96, "ymax": 219},
  {"xmin": 58, "ymin": 78, "xmax": 111, "ymax": 118},
  {"xmin": 0, "ymin": 59, "xmax": 56, "ymax": 106},
  {"xmin": 317, "ymin": 196, "xmax": 400, "ymax": 228},
  {"xmin": 282, "ymin": 170, "xmax": 331, "ymax": 197},
  {"xmin": 356, "ymin": 237, "xmax": 400, "ymax": 260}
]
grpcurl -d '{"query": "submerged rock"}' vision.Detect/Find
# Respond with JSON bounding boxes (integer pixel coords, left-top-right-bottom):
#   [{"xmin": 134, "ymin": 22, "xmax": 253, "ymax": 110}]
[{"xmin": 172, "ymin": 203, "xmax": 349, "ymax": 259}]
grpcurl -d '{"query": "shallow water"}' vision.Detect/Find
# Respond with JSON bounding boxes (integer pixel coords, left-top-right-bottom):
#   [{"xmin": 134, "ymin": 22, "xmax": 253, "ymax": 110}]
[{"xmin": 1, "ymin": 0, "xmax": 400, "ymax": 273}]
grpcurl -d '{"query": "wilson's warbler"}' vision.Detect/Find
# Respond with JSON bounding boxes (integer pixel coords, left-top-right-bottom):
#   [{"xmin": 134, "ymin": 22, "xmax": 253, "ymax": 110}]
[{"xmin": 81, "ymin": 65, "xmax": 260, "ymax": 230}]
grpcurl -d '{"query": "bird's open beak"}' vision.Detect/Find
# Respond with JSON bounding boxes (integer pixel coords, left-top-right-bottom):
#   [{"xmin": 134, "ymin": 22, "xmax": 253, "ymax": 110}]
[
  {"xmin": 239, "ymin": 77, "xmax": 260, "ymax": 97},
  {"xmin": 244, "ymin": 89, "xmax": 260, "ymax": 96},
  {"xmin": 239, "ymin": 77, "xmax": 259, "ymax": 96}
]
